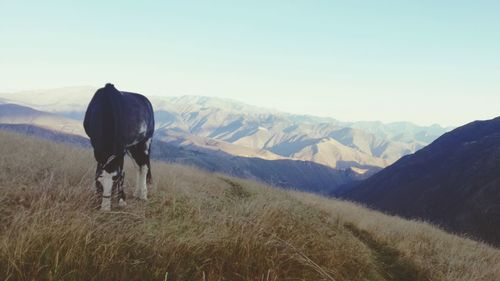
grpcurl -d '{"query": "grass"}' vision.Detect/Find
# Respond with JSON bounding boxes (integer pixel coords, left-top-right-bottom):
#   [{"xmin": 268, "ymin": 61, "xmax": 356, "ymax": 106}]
[{"xmin": 0, "ymin": 130, "xmax": 499, "ymax": 280}]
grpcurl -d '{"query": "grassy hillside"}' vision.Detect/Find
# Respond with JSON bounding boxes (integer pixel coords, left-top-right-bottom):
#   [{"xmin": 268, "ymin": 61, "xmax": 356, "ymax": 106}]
[{"xmin": 0, "ymin": 131, "xmax": 499, "ymax": 281}]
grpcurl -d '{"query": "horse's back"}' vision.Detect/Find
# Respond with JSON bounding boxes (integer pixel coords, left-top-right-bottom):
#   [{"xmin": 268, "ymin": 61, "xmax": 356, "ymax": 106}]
[
  {"xmin": 120, "ymin": 92, "xmax": 154, "ymax": 132},
  {"xmin": 83, "ymin": 84, "xmax": 154, "ymax": 160}
]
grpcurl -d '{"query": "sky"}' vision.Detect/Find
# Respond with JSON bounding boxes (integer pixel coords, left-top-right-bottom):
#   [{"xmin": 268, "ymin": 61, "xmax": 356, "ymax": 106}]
[{"xmin": 1, "ymin": 1, "xmax": 499, "ymax": 126}]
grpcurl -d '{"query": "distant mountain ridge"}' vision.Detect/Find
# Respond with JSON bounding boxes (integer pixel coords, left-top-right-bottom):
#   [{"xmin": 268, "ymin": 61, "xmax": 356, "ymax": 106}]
[
  {"xmin": 0, "ymin": 86, "xmax": 451, "ymax": 173},
  {"xmin": 150, "ymin": 95, "xmax": 449, "ymax": 172},
  {"xmin": 342, "ymin": 117, "xmax": 500, "ymax": 246},
  {"xmin": 0, "ymin": 103, "xmax": 85, "ymax": 137}
]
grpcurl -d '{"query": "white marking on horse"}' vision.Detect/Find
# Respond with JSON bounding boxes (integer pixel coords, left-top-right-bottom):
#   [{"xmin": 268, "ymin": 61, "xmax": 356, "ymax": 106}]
[
  {"xmin": 127, "ymin": 123, "xmax": 148, "ymax": 147},
  {"xmin": 98, "ymin": 170, "xmax": 117, "ymax": 211},
  {"xmin": 144, "ymin": 138, "xmax": 152, "ymax": 155},
  {"xmin": 133, "ymin": 165, "xmax": 148, "ymax": 200},
  {"xmin": 139, "ymin": 122, "xmax": 147, "ymax": 135}
]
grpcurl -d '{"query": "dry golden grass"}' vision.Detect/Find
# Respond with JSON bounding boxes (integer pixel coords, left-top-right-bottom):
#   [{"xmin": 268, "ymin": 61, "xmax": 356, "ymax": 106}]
[
  {"xmin": 292, "ymin": 192, "xmax": 500, "ymax": 281},
  {"xmin": 0, "ymin": 130, "xmax": 499, "ymax": 281}
]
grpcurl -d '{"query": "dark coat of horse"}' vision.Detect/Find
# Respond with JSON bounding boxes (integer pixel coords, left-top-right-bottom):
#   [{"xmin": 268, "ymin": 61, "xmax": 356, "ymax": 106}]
[{"xmin": 84, "ymin": 83, "xmax": 154, "ymax": 210}]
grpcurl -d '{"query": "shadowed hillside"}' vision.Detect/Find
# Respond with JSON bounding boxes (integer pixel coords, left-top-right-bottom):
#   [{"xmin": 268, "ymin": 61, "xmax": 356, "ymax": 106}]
[
  {"xmin": 342, "ymin": 117, "xmax": 500, "ymax": 246},
  {"xmin": 1, "ymin": 131, "xmax": 499, "ymax": 280}
]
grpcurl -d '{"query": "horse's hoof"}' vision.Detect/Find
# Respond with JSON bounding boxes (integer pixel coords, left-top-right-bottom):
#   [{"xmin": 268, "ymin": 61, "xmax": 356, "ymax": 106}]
[{"xmin": 118, "ymin": 198, "xmax": 127, "ymax": 207}]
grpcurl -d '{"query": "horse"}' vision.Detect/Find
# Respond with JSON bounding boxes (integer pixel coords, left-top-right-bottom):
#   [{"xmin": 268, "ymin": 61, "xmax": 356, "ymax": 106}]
[{"xmin": 83, "ymin": 83, "xmax": 154, "ymax": 210}]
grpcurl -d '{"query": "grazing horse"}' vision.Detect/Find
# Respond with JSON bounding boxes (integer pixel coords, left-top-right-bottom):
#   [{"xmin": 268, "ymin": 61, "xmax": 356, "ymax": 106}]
[{"xmin": 84, "ymin": 83, "xmax": 155, "ymax": 211}]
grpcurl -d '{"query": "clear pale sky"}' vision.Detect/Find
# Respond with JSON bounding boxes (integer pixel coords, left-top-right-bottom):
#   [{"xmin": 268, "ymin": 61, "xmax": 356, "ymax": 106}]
[{"xmin": 1, "ymin": 1, "xmax": 499, "ymax": 126}]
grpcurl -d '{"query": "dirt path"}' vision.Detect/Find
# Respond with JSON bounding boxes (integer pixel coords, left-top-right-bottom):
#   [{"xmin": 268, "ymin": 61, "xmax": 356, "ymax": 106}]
[{"xmin": 344, "ymin": 223, "xmax": 430, "ymax": 281}]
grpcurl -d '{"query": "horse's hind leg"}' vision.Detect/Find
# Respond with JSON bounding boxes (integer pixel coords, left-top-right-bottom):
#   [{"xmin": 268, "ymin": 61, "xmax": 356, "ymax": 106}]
[
  {"xmin": 117, "ymin": 171, "xmax": 127, "ymax": 207},
  {"xmin": 146, "ymin": 139, "xmax": 152, "ymax": 185},
  {"xmin": 128, "ymin": 138, "xmax": 152, "ymax": 200}
]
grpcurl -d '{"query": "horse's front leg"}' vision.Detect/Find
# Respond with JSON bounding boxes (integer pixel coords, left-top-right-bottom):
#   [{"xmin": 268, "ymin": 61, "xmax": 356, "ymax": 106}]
[
  {"xmin": 98, "ymin": 170, "xmax": 116, "ymax": 211},
  {"xmin": 96, "ymin": 156, "xmax": 124, "ymax": 211}
]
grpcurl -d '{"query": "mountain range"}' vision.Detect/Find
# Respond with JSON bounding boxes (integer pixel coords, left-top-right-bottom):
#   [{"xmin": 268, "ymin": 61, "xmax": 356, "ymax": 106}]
[{"xmin": 0, "ymin": 86, "xmax": 450, "ymax": 175}]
